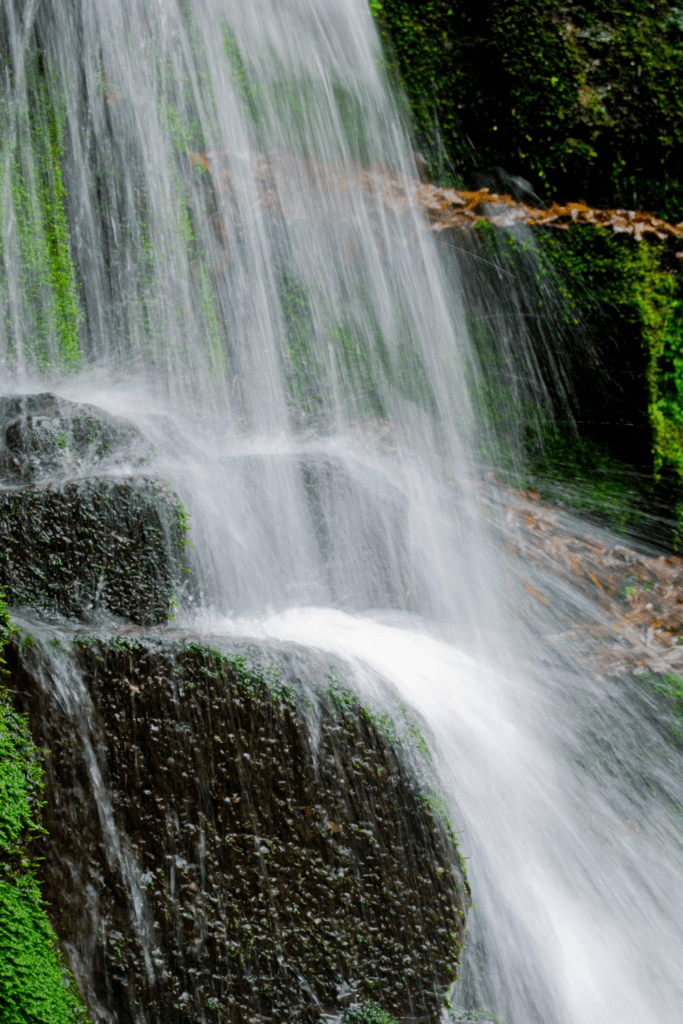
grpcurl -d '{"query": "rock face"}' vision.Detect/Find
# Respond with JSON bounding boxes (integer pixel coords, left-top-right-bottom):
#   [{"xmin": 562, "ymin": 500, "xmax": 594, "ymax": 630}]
[
  {"xmin": 0, "ymin": 395, "xmax": 187, "ymax": 625},
  {"xmin": 0, "ymin": 478, "xmax": 185, "ymax": 625},
  {"xmin": 0, "ymin": 391, "xmax": 468, "ymax": 1023},
  {"xmin": 7, "ymin": 632, "xmax": 468, "ymax": 1024}
]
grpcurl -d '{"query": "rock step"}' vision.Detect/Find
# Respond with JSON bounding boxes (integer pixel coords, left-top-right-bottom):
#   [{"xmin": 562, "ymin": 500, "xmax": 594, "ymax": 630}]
[
  {"xmin": 0, "ymin": 477, "xmax": 186, "ymax": 625},
  {"xmin": 0, "ymin": 392, "xmax": 154, "ymax": 484},
  {"xmin": 8, "ymin": 631, "xmax": 468, "ymax": 1023}
]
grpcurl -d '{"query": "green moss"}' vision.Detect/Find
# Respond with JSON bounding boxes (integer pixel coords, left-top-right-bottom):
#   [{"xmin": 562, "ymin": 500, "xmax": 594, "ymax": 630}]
[
  {"xmin": 373, "ymin": 1, "xmax": 683, "ymax": 217},
  {"xmin": 278, "ymin": 269, "xmax": 435, "ymax": 427},
  {"xmin": 0, "ymin": 594, "xmax": 89, "ymax": 1023},
  {"xmin": 637, "ymin": 670, "xmax": 683, "ymax": 746},
  {"xmin": 538, "ymin": 226, "xmax": 683, "ymax": 492},
  {"xmin": 0, "ymin": 60, "xmax": 82, "ymax": 371},
  {"xmin": 143, "ymin": 641, "xmax": 297, "ymax": 703},
  {"xmin": 196, "ymin": 264, "xmax": 229, "ymax": 381},
  {"xmin": 467, "ymin": 222, "xmax": 683, "ymax": 536},
  {"xmin": 38, "ymin": 101, "xmax": 81, "ymax": 368},
  {"xmin": 343, "ymin": 1001, "xmax": 400, "ymax": 1024},
  {"xmin": 0, "ymin": 877, "xmax": 89, "ymax": 1024}
]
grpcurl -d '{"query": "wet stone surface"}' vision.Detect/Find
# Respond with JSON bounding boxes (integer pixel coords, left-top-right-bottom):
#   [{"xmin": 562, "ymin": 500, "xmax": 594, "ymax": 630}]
[
  {"xmin": 0, "ymin": 478, "xmax": 186, "ymax": 625},
  {"xmin": 8, "ymin": 635, "xmax": 468, "ymax": 1024},
  {"xmin": 0, "ymin": 393, "xmax": 153, "ymax": 483}
]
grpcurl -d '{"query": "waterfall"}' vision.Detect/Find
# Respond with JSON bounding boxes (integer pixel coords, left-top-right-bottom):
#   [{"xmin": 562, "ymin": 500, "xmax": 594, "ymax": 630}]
[{"xmin": 1, "ymin": 1, "xmax": 683, "ymax": 1023}]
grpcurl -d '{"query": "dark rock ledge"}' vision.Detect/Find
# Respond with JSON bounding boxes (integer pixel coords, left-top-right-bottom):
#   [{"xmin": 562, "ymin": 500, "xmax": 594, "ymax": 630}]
[
  {"xmin": 7, "ymin": 627, "xmax": 468, "ymax": 1024},
  {"xmin": 0, "ymin": 394, "xmax": 469, "ymax": 1024}
]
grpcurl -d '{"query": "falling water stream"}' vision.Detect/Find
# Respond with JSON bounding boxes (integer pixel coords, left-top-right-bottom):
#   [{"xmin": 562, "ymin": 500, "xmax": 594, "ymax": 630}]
[{"xmin": 1, "ymin": 0, "xmax": 683, "ymax": 1022}]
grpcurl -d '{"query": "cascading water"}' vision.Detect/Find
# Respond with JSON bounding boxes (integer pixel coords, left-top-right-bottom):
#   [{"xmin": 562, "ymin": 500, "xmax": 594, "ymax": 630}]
[{"xmin": 1, "ymin": 1, "xmax": 683, "ymax": 1023}]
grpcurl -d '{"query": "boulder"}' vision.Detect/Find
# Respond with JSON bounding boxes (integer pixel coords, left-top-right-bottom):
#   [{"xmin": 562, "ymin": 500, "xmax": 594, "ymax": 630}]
[
  {"xmin": 0, "ymin": 477, "xmax": 187, "ymax": 626},
  {"xmin": 0, "ymin": 393, "xmax": 153, "ymax": 483},
  {"xmin": 7, "ymin": 630, "xmax": 469, "ymax": 1024},
  {"xmin": 0, "ymin": 394, "xmax": 188, "ymax": 625}
]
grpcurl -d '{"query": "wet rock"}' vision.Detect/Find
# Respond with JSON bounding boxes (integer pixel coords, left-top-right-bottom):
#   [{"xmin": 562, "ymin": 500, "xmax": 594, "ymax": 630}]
[
  {"xmin": 0, "ymin": 393, "xmax": 153, "ymax": 484},
  {"xmin": 7, "ymin": 632, "xmax": 469, "ymax": 1024},
  {"xmin": 0, "ymin": 478, "xmax": 187, "ymax": 625}
]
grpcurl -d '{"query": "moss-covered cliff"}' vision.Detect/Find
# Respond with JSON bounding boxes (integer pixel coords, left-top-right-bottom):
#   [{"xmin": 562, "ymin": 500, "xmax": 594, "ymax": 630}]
[
  {"xmin": 372, "ymin": 0, "xmax": 683, "ymax": 219},
  {"xmin": 372, "ymin": 1, "xmax": 683, "ymax": 538},
  {"xmin": 6, "ymin": 628, "xmax": 468, "ymax": 1024},
  {"xmin": 461, "ymin": 220, "xmax": 683, "ymax": 541}
]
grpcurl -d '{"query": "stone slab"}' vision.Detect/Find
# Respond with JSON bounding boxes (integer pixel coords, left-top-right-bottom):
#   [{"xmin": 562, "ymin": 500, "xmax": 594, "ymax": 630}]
[{"xmin": 0, "ymin": 477, "xmax": 186, "ymax": 625}]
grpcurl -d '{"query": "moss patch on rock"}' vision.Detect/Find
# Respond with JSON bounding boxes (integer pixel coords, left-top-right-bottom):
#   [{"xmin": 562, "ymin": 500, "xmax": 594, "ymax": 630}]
[{"xmin": 0, "ymin": 594, "xmax": 88, "ymax": 1023}]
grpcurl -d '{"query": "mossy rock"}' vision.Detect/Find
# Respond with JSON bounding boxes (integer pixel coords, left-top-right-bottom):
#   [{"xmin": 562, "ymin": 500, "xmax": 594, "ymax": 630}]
[
  {"xmin": 0, "ymin": 478, "xmax": 187, "ymax": 626},
  {"xmin": 0, "ymin": 602, "xmax": 89, "ymax": 1024},
  {"xmin": 373, "ymin": 1, "xmax": 683, "ymax": 219},
  {"xmin": 7, "ymin": 632, "xmax": 468, "ymax": 1023}
]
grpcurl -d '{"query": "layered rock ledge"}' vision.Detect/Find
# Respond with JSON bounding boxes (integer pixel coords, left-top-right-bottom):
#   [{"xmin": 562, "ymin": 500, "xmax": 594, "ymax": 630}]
[
  {"xmin": 0, "ymin": 395, "xmax": 187, "ymax": 625},
  {"xmin": 0, "ymin": 393, "xmax": 468, "ymax": 1023}
]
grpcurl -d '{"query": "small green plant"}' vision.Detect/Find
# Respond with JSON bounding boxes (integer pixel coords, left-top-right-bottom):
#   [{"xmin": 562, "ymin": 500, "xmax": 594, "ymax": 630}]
[
  {"xmin": 175, "ymin": 498, "xmax": 193, "ymax": 551},
  {"xmin": 343, "ymin": 1001, "xmax": 399, "ymax": 1024}
]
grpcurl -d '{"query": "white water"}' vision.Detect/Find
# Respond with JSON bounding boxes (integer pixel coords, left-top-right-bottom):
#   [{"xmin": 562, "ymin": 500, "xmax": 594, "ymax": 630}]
[{"xmin": 2, "ymin": 0, "xmax": 683, "ymax": 1021}]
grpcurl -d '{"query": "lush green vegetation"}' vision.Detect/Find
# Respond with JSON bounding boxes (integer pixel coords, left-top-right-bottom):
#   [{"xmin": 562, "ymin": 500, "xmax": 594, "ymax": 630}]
[
  {"xmin": 343, "ymin": 1001, "xmax": 400, "ymax": 1024},
  {"xmin": 371, "ymin": 4, "xmax": 683, "ymax": 530},
  {"xmin": 0, "ymin": 59, "xmax": 82, "ymax": 371},
  {"xmin": 372, "ymin": 1, "xmax": 683, "ymax": 219},
  {"xmin": 538, "ymin": 226, "xmax": 683, "ymax": 488},
  {"xmin": 0, "ymin": 595, "xmax": 88, "ymax": 1023}
]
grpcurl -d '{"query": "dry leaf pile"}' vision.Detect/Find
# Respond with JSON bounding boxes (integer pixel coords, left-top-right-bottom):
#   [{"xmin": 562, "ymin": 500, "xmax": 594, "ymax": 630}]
[
  {"xmin": 190, "ymin": 148, "xmax": 683, "ymax": 249},
  {"xmin": 428, "ymin": 190, "xmax": 683, "ymax": 245},
  {"xmin": 498, "ymin": 479, "xmax": 683, "ymax": 677}
]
